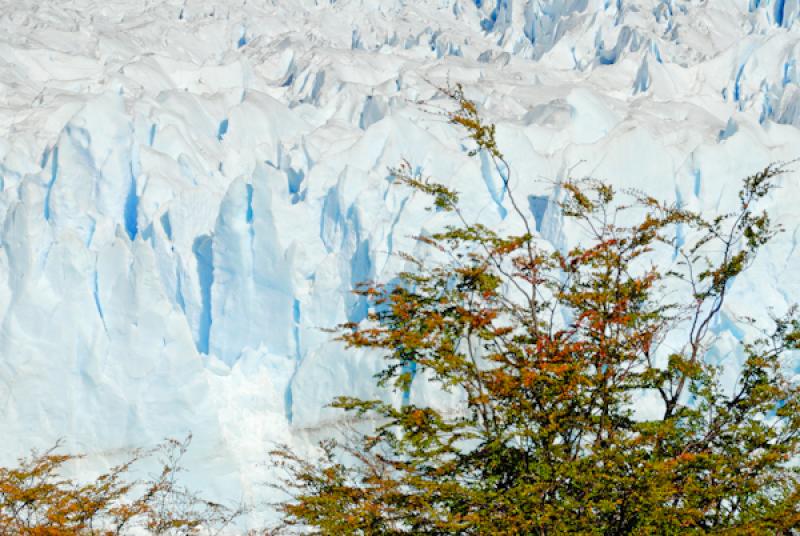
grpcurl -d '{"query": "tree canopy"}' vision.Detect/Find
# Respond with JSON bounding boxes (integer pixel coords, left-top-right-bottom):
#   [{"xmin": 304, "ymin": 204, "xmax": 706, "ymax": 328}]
[{"xmin": 272, "ymin": 87, "xmax": 800, "ymax": 535}]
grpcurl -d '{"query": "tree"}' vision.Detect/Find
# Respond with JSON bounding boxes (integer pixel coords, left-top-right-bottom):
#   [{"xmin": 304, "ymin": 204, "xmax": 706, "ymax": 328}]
[
  {"xmin": 271, "ymin": 86, "xmax": 800, "ymax": 534},
  {"xmin": 0, "ymin": 435, "xmax": 242, "ymax": 535}
]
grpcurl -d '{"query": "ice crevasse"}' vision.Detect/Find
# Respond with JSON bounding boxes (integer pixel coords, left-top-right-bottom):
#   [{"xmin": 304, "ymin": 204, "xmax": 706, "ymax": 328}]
[{"xmin": 0, "ymin": 0, "xmax": 800, "ymax": 522}]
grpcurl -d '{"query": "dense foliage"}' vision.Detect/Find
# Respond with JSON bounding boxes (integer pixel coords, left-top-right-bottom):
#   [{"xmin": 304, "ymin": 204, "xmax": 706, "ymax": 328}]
[
  {"xmin": 272, "ymin": 87, "xmax": 800, "ymax": 534},
  {"xmin": 0, "ymin": 435, "xmax": 241, "ymax": 535}
]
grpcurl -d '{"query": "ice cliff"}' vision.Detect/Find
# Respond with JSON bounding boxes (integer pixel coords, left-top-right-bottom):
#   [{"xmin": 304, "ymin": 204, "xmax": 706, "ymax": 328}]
[{"xmin": 1, "ymin": 0, "xmax": 799, "ymax": 524}]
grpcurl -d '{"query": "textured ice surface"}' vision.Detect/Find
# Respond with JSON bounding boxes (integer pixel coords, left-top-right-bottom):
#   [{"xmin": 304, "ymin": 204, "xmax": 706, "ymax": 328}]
[{"xmin": 1, "ymin": 0, "xmax": 799, "ymax": 525}]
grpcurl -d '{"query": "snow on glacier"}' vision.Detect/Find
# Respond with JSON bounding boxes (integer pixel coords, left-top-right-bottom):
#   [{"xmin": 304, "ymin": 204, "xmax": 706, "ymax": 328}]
[{"xmin": 1, "ymin": 0, "xmax": 800, "ymax": 524}]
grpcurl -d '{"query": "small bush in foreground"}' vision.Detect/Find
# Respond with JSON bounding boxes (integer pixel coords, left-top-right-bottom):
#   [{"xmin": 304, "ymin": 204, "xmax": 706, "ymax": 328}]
[{"xmin": 0, "ymin": 435, "xmax": 241, "ymax": 535}]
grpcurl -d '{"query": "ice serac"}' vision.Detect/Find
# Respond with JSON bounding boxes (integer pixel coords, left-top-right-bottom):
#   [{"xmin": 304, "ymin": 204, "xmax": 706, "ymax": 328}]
[
  {"xmin": 1, "ymin": 0, "xmax": 799, "ymax": 525},
  {"xmin": 210, "ymin": 167, "xmax": 295, "ymax": 366}
]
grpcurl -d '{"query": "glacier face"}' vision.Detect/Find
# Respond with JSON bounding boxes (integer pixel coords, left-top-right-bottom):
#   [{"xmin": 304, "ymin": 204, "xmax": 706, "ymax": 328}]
[{"xmin": 1, "ymin": 0, "xmax": 800, "ymax": 522}]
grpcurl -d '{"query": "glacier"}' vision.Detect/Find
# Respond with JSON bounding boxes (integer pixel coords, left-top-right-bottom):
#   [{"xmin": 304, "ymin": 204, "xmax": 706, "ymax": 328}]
[{"xmin": 1, "ymin": 0, "xmax": 800, "ymax": 526}]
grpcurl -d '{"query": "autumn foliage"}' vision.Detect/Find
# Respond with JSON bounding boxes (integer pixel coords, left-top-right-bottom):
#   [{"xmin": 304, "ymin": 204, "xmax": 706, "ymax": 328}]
[
  {"xmin": 0, "ymin": 435, "xmax": 241, "ymax": 535},
  {"xmin": 271, "ymin": 87, "xmax": 800, "ymax": 534}
]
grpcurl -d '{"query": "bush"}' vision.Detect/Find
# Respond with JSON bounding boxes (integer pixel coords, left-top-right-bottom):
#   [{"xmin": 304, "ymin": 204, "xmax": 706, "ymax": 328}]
[{"xmin": 0, "ymin": 435, "xmax": 242, "ymax": 535}]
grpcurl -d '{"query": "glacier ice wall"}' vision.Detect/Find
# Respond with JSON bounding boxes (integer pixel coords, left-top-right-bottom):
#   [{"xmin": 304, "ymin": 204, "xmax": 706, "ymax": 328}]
[{"xmin": 1, "ymin": 0, "xmax": 799, "ymax": 521}]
